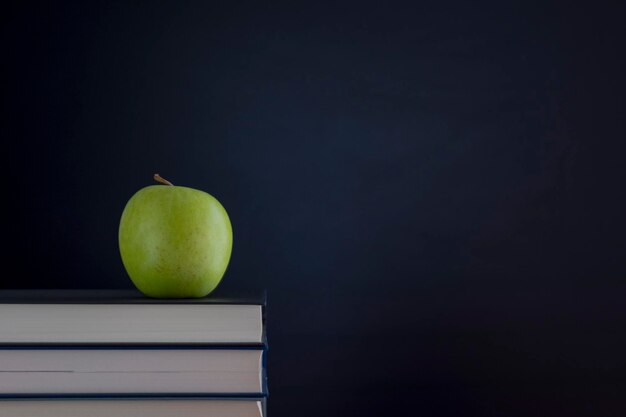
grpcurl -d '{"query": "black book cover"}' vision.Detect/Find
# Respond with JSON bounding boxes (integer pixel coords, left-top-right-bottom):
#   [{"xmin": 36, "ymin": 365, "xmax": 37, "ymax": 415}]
[{"xmin": 0, "ymin": 289, "xmax": 266, "ymax": 306}]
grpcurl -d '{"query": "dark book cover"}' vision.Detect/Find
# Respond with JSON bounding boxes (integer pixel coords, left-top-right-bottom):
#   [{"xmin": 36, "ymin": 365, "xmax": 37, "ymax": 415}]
[{"xmin": 0, "ymin": 289, "xmax": 266, "ymax": 306}]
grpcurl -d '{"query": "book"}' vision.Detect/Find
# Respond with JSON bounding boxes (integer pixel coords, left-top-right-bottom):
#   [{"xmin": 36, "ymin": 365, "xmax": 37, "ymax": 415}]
[
  {"xmin": 0, "ymin": 398, "xmax": 266, "ymax": 417},
  {"xmin": 0, "ymin": 347, "xmax": 266, "ymax": 395},
  {"xmin": 0, "ymin": 289, "xmax": 268, "ymax": 410},
  {"xmin": 0, "ymin": 290, "xmax": 266, "ymax": 345}
]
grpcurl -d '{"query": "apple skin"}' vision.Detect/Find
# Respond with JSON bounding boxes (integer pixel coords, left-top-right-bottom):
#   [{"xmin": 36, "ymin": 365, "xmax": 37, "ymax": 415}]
[{"xmin": 119, "ymin": 184, "xmax": 232, "ymax": 298}]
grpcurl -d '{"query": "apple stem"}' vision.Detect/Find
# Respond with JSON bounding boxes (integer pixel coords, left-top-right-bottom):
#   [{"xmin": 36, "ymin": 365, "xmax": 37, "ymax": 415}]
[{"xmin": 154, "ymin": 174, "xmax": 174, "ymax": 186}]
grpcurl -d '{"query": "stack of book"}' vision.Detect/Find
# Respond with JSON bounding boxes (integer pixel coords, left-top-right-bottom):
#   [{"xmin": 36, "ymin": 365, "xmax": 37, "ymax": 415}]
[{"xmin": 0, "ymin": 290, "xmax": 267, "ymax": 417}]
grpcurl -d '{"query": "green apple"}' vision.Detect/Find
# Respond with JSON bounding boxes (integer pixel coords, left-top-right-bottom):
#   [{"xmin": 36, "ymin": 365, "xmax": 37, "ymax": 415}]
[{"xmin": 119, "ymin": 174, "xmax": 233, "ymax": 298}]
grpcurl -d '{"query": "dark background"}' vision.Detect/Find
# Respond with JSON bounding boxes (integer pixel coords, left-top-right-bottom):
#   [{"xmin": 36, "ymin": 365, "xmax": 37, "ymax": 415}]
[{"xmin": 2, "ymin": 1, "xmax": 626, "ymax": 415}]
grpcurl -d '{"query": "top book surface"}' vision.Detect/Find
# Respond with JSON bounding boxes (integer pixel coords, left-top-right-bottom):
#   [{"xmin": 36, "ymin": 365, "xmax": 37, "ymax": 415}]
[{"xmin": 0, "ymin": 290, "xmax": 265, "ymax": 345}]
